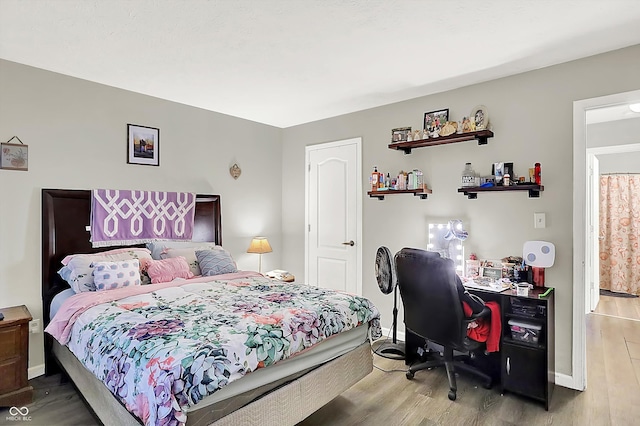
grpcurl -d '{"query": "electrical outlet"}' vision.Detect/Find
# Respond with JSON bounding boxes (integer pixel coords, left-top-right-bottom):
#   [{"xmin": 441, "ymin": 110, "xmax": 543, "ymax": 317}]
[
  {"xmin": 534, "ymin": 212, "xmax": 546, "ymax": 229},
  {"xmin": 29, "ymin": 318, "xmax": 41, "ymax": 334}
]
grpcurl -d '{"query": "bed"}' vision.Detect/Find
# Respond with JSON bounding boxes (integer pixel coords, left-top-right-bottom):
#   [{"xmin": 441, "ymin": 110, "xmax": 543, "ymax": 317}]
[{"xmin": 41, "ymin": 189, "xmax": 380, "ymax": 426}]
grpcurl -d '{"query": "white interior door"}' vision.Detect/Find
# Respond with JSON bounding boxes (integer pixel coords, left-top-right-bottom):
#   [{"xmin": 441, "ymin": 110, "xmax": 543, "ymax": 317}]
[
  {"xmin": 586, "ymin": 153, "xmax": 600, "ymax": 312},
  {"xmin": 305, "ymin": 138, "xmax": 361, "ymax": 295}
]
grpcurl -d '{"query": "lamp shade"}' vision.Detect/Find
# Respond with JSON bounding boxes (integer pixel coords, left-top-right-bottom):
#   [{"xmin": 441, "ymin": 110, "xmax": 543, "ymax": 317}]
[{"xmin": 247, "ymin": 237, "xmax": 272, "ymax": 254}]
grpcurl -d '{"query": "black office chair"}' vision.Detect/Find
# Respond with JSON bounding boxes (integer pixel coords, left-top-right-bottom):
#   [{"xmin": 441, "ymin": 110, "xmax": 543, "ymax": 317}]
[{"xmin": 395, "ymin": 247, "xmax": 492, "ymax": 401}]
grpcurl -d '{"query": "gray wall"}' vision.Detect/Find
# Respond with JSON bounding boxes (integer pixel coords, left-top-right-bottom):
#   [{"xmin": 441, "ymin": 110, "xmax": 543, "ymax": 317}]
[
  {"xmin": 587, "ymin": 116, "xmax": 640, "ymax": 173},
  {"xmin": 588, "ymin": 117, "xmax": 640, "ymax": 149},
  {"xmin": 598, "ymin": 151, "xmax": 640, "ymax": 174},
  {"xmin": 281, "ymin": 44, "xmax": 640, "ymax": 377},
  {"xmin": 3, "ymin": 44, "xmax": 640, "ymax": 378},
  {"xmin": 0, "ymin": 59, "xmax": 283, "ymax": 372}
]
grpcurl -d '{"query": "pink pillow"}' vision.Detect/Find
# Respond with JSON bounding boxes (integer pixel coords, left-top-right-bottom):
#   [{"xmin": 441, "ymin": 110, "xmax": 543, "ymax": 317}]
[{"xmin": 145, "ymin": 257, "xmax": 194, "ymax": 284}]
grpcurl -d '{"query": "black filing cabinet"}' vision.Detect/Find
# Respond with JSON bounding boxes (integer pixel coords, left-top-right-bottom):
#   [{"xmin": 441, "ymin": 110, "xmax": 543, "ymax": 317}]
[{"xmin": 501, "ymin": 289, "xmax": 554, "ymax": 410}]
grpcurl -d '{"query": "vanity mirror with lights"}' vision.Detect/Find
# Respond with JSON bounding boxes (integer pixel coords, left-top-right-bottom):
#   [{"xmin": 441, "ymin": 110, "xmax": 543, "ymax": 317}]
[{"xmin": 427, "ymin": 221, "xmax": 466, "ymax": 275}]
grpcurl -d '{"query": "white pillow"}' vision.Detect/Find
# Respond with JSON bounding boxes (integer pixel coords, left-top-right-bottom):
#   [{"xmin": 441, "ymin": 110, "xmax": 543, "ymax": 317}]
[
  {"xmin": 58, "ymin": 248, "xmax": 152, "ymax": 293},
  {"xmin": 93, "ymin": 260, "xmax": 141, "ymax": 291}
]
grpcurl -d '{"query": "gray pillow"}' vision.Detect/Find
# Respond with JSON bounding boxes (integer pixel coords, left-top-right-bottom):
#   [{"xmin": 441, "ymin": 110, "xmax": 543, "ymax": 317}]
[{"xmin": 195, "ymin": 249, "xmax": 238, "ymax": 276}]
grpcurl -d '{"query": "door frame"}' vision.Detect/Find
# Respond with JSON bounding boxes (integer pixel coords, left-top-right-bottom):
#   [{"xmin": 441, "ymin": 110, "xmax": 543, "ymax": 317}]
[
  {"xmin": 585, "ymin": 152, "xmax": 600, "ymax": 314},
  {"xmin": 586, "ymin": 144, "xmax": 640, "ymax": 313},
  {"xmin": 304, "ymin": 137, "xmax": 363, "ymax": 295},
  {"xmin": 572, "ymin": 89, "xmax": 640, "ymax": 391}
]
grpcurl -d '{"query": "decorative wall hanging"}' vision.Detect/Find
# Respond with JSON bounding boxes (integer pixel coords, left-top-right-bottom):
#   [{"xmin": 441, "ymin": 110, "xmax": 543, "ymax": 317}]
[
  {"xmin": 127, "ymin": 124, "xmax": 159, "ymax": 166},
  {"xmin": 1, "ymin": 136, "xmax": 28, "ymax": 171},
  {"xmin": 230, "ymin": 163, "xmax": 241, "ymax": 179}
]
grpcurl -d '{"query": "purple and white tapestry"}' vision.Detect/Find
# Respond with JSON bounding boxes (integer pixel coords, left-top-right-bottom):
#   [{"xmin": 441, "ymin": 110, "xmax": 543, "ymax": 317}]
[{"xmin": 91, "ymin": 189, "xmax": 196, "ymax": 247}]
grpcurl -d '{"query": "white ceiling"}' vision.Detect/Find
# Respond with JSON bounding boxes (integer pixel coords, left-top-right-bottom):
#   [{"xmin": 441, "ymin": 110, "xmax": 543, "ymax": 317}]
[{"xmin": 1, "ymin": 0, "xmax": 640, "ymax": 128}]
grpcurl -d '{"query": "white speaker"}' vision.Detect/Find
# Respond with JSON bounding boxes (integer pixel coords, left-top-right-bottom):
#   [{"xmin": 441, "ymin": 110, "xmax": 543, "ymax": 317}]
[{"xmin": 523, "ymin": 241, "xmax": 555, "ymax": 268}]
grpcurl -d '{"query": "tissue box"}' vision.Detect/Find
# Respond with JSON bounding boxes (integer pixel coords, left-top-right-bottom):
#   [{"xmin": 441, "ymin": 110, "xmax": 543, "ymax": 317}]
[{"xmin": 508, "ymin": 319, "xmax": 542, "ymax": 345}]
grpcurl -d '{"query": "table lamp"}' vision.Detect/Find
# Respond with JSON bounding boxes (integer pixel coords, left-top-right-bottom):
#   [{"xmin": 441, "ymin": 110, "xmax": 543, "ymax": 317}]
[{"xmin": 247, "ymin": 237, "xmax": 272, "ymax": 273}]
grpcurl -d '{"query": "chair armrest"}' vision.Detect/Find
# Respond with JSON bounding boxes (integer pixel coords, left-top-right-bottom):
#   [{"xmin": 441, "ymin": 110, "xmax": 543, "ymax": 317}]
[{"xmin": 463, "ymin": 305, "xmax": 491, "ymax": 324}]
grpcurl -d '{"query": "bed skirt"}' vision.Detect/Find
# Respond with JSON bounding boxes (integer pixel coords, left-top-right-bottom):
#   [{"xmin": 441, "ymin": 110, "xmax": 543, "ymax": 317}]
[{"xmin": 52, "ymin": 339, "xmax": 373, "ymax": 425}]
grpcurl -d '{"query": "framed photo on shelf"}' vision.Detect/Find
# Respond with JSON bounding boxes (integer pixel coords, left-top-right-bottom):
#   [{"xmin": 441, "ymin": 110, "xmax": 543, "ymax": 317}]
[
  {"xmin": 423, "ymin": 108, "xmax": 449, "ymax": 132},
  {"xmin": 127, "ymin": 124, "xmax": 159, "ymax": 166},
  {"xmin": 471, "ymin": 105, "xmax": 489, "ymax": 130},
  {"xmin": 391, "ymin": 127, "xmax": 411, "ymax": 143}
]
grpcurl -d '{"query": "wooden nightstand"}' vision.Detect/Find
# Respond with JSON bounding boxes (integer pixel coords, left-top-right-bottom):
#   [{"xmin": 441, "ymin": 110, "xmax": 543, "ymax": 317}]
[{"xmin": 0, "ymin": 305, "xmax": 33, "ymax": 407}]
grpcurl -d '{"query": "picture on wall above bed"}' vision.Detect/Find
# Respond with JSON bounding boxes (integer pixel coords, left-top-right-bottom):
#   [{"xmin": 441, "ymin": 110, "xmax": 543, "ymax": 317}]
[{"xmin": 127, "ymin": 124, "xmax": 159, "ymax": 166}]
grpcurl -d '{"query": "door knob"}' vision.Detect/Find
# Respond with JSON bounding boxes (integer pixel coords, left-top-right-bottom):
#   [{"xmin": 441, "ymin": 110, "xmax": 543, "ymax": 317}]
[{"xmin": 342, "ymin": 240, "xmax": 355, "ymax": 246}]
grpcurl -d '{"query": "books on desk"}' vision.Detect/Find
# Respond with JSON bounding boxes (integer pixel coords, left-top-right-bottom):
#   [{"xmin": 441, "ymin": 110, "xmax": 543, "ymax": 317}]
[{"xmin": 463, "ymin": 277, "xmax": 511, "ymax": 293}]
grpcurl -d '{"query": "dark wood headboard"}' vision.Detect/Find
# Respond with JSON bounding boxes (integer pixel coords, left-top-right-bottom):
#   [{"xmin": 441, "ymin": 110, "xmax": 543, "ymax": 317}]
[{"xmin": 41, "ymin": 189, "xmax": 221, "ymax": 374}]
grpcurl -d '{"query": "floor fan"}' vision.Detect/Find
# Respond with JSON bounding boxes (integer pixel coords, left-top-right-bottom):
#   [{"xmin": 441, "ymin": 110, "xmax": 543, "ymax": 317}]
[{"xmin": 374, "ymin": 246, "xmax": 405, "ymax": 360}]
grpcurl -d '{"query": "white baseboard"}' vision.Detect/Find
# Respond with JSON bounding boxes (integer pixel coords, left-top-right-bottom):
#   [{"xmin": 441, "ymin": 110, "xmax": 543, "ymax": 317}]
[
  {"xmin": 28, "ymin": 364, "xmax": 45, "ymax": 380},
  {"xmin": 379, "ymin": 326, "xmax": 405, "ymax": 343}
]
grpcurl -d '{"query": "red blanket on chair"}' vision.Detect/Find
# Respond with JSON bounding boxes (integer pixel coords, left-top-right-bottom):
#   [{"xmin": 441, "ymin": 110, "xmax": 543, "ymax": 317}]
[{"xmin": 462, "ymin": 301, "xmax": 501, "ymax": 352}]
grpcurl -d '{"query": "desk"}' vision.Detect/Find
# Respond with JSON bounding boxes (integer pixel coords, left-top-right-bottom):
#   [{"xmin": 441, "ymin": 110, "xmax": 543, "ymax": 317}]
[{"xmin": 404, "ymin": 286, "xmax": 554, "ymax": 410}]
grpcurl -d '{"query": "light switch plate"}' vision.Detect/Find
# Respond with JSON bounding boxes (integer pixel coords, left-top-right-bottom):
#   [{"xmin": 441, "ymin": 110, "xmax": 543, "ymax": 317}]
[{"xmin": 534, "ymin": 212, "xmax": 546, "ymax": 229}]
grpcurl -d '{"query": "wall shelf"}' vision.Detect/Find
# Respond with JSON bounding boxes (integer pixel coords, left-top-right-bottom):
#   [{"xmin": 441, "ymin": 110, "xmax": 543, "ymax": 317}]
[
  {"xmin": 388, "ymin": 130, "xmax": 494, "ymax": 154},
  {"xmin": 368, "ymin": 188, "xmax": 432, "ymax": 200},
  {"xmin": 458, "ymin": 184, "xmax": 544, "ymax": 199}
]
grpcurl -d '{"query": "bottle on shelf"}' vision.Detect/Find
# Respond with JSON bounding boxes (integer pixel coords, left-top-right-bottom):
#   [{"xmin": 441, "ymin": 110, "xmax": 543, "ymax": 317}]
[
  {"xmin": 371, "ymin": 166, "xmax": 380, "ymax": 191},
  {"xmin": 385, "ymin": 173, "xmax": 391, "ymax": 189},
  {"xmin": 534, "ymin": 163, "xmax": 541, "ymax": 185},
  {"xmin": 397, "ymin": 170, "xmax": 407, "ymax": 190},
  {"xmin": 461, "ymin": 163, "xmax": 476, "ymax": 187}
]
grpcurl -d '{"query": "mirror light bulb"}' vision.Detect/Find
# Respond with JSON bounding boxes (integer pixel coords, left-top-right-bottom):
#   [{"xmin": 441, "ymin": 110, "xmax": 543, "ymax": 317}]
[{"xmin": 630, "ymin": 103, "xmax": 640, "ymax": 113}]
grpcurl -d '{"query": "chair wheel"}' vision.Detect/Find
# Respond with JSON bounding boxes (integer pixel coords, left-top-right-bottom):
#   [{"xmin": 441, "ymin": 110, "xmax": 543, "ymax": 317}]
[
  {"xmin": 448, "ymin": 390, "xmax": 456, "ymax": 401},
  {"xmin": 406, "ymin": 370, "xmax": 414, "ymax": 380}
]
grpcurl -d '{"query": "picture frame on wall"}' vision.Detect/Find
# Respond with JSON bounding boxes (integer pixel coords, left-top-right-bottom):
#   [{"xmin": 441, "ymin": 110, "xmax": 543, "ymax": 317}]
[
  {"xmin": 391, "ymin": 127, "xmax": 411, "ymax": 143},
  {"xmin": 423, "ymin": 108, "xmax": 449, "ymax": 132},
  {"xmin": 127, "ymin": 124, "xmax": 159, "ymax": 166},
  {"xmin": 1, "ymin": 142, "xmax": 29, "ymax": 171}
]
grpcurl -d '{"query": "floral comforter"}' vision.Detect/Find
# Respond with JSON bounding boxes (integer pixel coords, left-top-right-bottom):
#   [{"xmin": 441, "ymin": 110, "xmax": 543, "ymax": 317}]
[{"xmin": 47, "ymin": 272, "xmax": 381, "ymax": 426}]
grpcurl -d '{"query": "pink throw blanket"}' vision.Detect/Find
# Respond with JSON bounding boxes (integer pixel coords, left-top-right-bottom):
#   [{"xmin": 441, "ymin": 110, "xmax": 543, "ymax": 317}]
[{"xmin": 46, "ymin": 271, "xmax": 262, "ymax": 344}]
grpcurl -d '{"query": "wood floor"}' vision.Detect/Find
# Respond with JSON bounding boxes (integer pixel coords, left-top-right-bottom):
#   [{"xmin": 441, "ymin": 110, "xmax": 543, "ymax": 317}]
[
  {"xmin": 2, "ymin": 313, "xmax": 639, "ymax": 426},
  {"xmin": 593, "ymin": 293, "xmax": 640, "ymax": 321}
]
